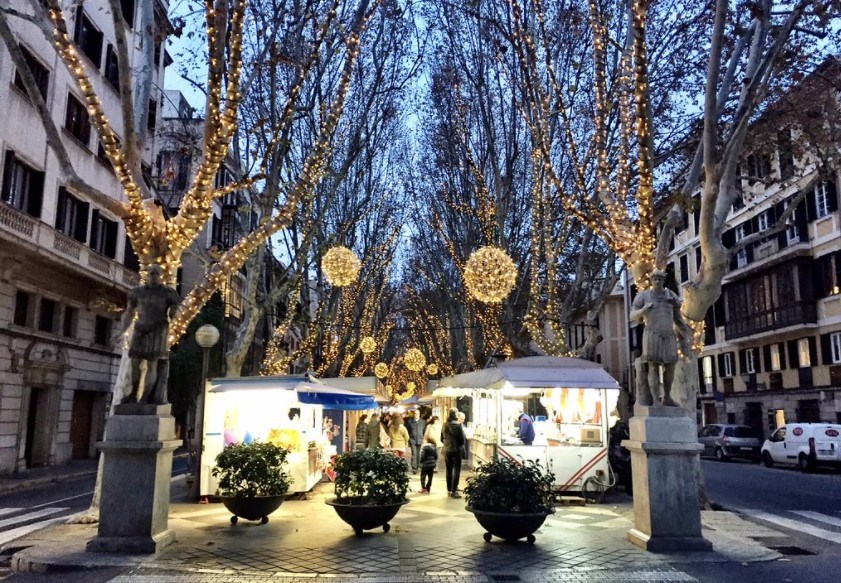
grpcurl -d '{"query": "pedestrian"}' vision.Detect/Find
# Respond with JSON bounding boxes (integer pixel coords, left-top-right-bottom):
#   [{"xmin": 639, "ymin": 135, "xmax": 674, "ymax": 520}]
[
  {"xmin": 365, "ymin": 413, "xmax": 382, "ymax": 449},
  {"xmin": 405, "ymin": 409, "xmax": 427, "ymax": 474},
  {"xmin": 456, "ymin": 411, "xmax": 469, "ymax": 465},
  {"xmin": 355, "ymin": 414, "xmax": 368, "ymax": 450},
  {"xmin": 424, "ymin": 415, "xmax": 444, "ymax": 471},
  {"xmin": 518, "ymin": 412, "xmax": 535, "ymax": 445},
  {"xmin": 418, "ymin": 435, "xmax": 438, "ymax": 493},
  {"xmin": 388, "ymin": 414, "xmax": 410, "ymax": 456},
  {"xmin": 441, "ymin": 408, "xmax": 466, "ymax": 498}
]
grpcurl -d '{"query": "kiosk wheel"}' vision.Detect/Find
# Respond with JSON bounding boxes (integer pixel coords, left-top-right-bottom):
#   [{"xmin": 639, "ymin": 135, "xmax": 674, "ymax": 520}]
[
  {"xmin": 354, "ymin": 528, "xmax": 363, "ymax": 537},
  {"xmin": 383, "ymin": 523, "xmax": 391, "ymax": 533},
  {"xmin": 483, "ymin": 532, "xmax": 492, "ymax": 542},
  {"xmin": 526, "ymin": 534, "xmax": 536, "ymax": 545},
  {"xmin": 261, "ymin": 516, "xmax": 269, "ymax": 525},
  {"xmin": 230, "ymin": 515, "xmax": 238, "ymax": 525}
]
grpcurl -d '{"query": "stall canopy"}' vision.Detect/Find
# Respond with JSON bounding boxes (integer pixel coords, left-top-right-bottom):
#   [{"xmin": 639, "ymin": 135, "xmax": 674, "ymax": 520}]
[
  {"xmin": 207, "ymin": 377, "xmax": 377, "ymax": 410},
  {"xmin": 436, "ymin": 356, "xmax": 620, "ymax": 394}
]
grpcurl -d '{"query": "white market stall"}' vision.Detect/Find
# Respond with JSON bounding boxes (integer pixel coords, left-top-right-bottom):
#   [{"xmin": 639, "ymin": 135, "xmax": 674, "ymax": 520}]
[
  {"xmin": 435, "ymin": 356, "xmax": 620, "ymax": 493},
  {"xmin": 200, "ymin": 375, "xmax": 377, "ymax": 497}
]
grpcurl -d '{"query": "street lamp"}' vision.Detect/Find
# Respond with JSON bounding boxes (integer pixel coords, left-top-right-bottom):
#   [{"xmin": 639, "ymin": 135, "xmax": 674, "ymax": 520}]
[{"xmin": 191, "ymin": 323, "xmax": 220, "ymax": 501}]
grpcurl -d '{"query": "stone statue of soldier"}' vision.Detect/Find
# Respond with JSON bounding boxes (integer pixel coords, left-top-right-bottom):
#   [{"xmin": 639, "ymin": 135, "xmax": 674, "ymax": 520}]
[
  {"xmin": 629, "ymin": 270, "xmax": 691, "ymax": 407},
  {"xmin": 120, "ymin": 264, "xmax": 180, "ymax": 405}
]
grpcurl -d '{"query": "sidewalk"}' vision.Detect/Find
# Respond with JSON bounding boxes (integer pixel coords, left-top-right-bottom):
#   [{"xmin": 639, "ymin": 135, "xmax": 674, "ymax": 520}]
[
  {"xmin": 0, "ymin": 459, "xmax": 99, "ymax": 494},
  {"xmin": 4, "ymin": 471, "xmax": 787, "ymax": 582}
]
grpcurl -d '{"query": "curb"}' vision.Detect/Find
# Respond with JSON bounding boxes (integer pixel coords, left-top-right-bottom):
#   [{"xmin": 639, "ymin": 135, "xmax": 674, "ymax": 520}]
[{"xmin": 0, "ymin": 470, "xmax": 99, "ymax": 495}]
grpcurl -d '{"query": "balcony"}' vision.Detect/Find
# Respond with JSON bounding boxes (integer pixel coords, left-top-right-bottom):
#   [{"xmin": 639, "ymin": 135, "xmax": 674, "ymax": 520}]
[
  {"xmin": 0, "ymin": 203, "xmax": 139, "ymax": 290},
  {"xmin": 725, "ymin": 301, "xmax": 817, "ymax": 340}
]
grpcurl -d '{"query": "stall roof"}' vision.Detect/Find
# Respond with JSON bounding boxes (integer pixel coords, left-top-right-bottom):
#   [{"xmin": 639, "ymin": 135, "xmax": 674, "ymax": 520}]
[
  {"xmin": 437, "ymin": 356, "xmax": 620, "ymax": 392},
  {"xmin": 207, "ymin": 376, "xmax": 377, "ymax": 410}
]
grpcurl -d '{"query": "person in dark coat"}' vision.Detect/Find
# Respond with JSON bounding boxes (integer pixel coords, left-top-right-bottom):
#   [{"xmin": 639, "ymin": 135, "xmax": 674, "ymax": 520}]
[
  {"xmin": 441, "ymin": 408, "xmax": 466, "ymax": 498},
  {"xmin": 355, "ymin": 414, "xmax": 368, "ymax": 450},
  {"xmin": 418, "ymin": 435, "xmax": 438, "ymax": 493},
  {"xmin": 365, "ymin": 413, "xmax": 382, "ymax": 449},
  {"xmin": 518, "ymin": 413, "xmax": 536, "ymax": 445},
  {"xmin": 405, "ymin": 410, "xmax": 427, "ymax": 473}
]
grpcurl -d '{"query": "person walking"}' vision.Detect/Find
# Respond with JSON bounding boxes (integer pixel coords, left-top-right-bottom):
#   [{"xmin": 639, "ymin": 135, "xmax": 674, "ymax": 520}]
[
  {"xmin": 424, "ymin": 415, "xmax": 444, "ymax": 471},
  {"xmin": 405, "ymin": 410, "xmax": 427, "ymax": 474},
  {"xmin": 418, "ymin": 435, "xmax": 438, "ymax": 493},
  {"xmin": 355, "ymin": 414, "xmax": 368, "ymax": 450},
  {"xmin": 441, "ymin": 408, "xmax": 466, "ymax": 498},
  {"xmin": 365, "ymin": 413, "xmax": 382, "ymax": 449},
  {"xmin": 518, "ymin": 412, "xmax": 536, "ymax": 445},
  {"xmin": 388, "ymin": 414, "xmax": 410, "ymax": 456}
]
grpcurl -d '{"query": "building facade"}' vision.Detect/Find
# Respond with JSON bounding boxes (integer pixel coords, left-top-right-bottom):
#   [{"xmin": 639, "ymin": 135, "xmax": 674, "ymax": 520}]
[{"xmin": 0, "ymin": 1, "xmax": 171, "ymax": 473}]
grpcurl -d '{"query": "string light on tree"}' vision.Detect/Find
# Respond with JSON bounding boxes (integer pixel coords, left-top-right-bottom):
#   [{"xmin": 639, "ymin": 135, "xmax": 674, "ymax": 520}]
[
  {"xmin": 406, "ymin": 381, "xmax": 416, "ymax": 392},
  {"xmin": 404, "ymin": 348, "xmax": 426, "ymax": 372},
  {"xmin": 464, "ymin": 246, "xmax": 518, "ymax": 303},
  {"xmin": 426, "ymin": 363, "xmax": 438, "ymax": 376},
  {"xmin": 374, "ymin": 362, "xmax": 389, "ymax": 379},
  {"xmin": 321, "ymin": 246, "xmax": 361, "ymax": 287},
  {"xmin": 360, "ymin": 336, "xmax": 376, "ymax": 354}
]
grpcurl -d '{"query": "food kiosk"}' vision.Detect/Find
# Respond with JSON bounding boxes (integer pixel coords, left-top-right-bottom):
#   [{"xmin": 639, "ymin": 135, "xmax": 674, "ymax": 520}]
[
  {"xmin": 200, "ymin": 375, "xmax": 377, "ymax": 497},
  {"xmin": 435, "ymin": 356, "xmax": 620, "ymax": 493}
]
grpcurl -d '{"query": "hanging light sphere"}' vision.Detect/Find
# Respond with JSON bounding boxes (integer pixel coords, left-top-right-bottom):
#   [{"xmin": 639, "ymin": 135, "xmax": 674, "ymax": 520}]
[
  {"xmin": 404, "ymin": 348, "xmax": 426, "ymax": 372},
  {"xmin": 360, "ymin": 336, "xmax": 377, "ymax": 354},
  {"xmin": 426, "ymin": 363, "xmax": 438, "ymax": 376},
  {"xmin": 321, "ymin": 246, "xmax": 361, "ymax": 287},
  {"xmin": 374, "ymin": 362, "xmax": 389, "ymax": 379},
  {"xmin": 385, "ymin": 384, "xmax": 393, "ymax": 394},
  {"xmin": 463, "ymin": 246, "xmax": 517, "ymax": 303}
]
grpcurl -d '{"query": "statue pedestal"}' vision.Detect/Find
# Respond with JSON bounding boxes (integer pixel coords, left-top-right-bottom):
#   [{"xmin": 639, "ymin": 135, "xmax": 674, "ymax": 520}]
[
  {"xmin": 622, "ymin": 405, "xmax": 712, "ymax": 553},
  {"xmin": 87, "ymin": 404, "xmax": 181, "ymax": 554}
]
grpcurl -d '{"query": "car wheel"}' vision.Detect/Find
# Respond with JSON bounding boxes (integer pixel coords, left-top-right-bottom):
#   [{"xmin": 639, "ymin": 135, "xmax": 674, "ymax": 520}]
[
  {"xmin": 715, "ymin": 447, "xmax": 728, "ymax": 462},
  {"xmin": 762, "ymin": 451, "xmax": 774, "ymax": 468},
  {"xmin": 798, "ymin": 454, "xmax": 814, "ymax": 473}
]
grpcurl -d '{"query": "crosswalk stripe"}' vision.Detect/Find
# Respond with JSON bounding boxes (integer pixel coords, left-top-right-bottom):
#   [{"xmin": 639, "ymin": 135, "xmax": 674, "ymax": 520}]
[
  {"xmin": 0, "ymin": 516, "xmax": 68, "ymax": 547},
  {"xmin": 0, "ymin": 508, "xmax": 23, "ymax": 518},
  {"xmin": 742, "ymin": 509, "xmax": 841, "ymax": 544},
  {"xmin": 791, "ymin": 510, "xmax": 841, "ymax": 529},
  {"xmin": 0, "ymin": 507, "xmax": 68, "ymax": 529}
]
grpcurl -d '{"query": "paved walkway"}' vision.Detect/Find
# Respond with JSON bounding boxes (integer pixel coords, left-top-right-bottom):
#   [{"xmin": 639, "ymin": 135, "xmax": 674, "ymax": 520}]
[{"xmin": 4, "ymin": 469, "xmax": 786, "ymax": 582}]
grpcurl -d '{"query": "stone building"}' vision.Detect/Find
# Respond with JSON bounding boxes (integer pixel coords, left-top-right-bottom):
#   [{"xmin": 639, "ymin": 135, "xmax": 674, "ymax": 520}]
[{"xmin": 0, "ymin": 1, "xmax": 172, "ymax": 473}]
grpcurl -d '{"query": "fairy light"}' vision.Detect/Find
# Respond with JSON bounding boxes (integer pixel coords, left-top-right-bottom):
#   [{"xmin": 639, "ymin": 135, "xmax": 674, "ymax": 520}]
[
  {"xmin": 404, "ymin": 348, "xmax": 426, "ymax": 372},
  {"xmin": 426, "ymin": 363, "xmax": 438, "ymax": 376},
  {"xmin": 374, "ymin": 362, "xmax": 389, "ymax": 379},
  {"xmin": 322, "ymin": 246, "xmax": 362, "ymax": 287},
  {"xmin": 464, "ymin": 246, "xmax": 518, "ymax": 304}
]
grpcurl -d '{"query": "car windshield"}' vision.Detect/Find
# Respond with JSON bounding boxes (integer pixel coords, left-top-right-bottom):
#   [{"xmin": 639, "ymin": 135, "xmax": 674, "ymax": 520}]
[{"xmin": 725, "ymin": 426, "xmax": 757, "ymax": 438}]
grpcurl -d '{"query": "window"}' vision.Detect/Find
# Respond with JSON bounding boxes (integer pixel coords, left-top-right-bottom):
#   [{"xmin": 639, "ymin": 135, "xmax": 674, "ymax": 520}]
[
  {"xmin": 770, "ymin": 344, "xmax": 781, "ymax": 371},
  {"xmin": 90, "ymin": 210, "xmax": 118, "ymax": 258},
  {"xmin": 55, "ymin": 187, "xmax": 90, "ymax": 242},
  {"xmin": 778, "ymin": 129, "xmax": 794, "ymax": 180},
  {"xmin": 65, "ymin": 93, "xmax": 91, "ymax": 146},
  {"xmin": 62, "ymin": 306, "xmax": 77, "ymax": 338},
  {"xmin": 13, "ymin": 44, "xmax": 49, "ymax": 101},
  {"xmin": 736, "ymin": 248, "xmax": 748, "ymax": 269},
  {"xmin": 94, "ymin": 316, "xmax": 111, "ymax": 345},
  {"xmin": 732, "ymin": 194, "xmax": 745, "ymax": 211},
  {"xmin": 123, "ymin": 235, "xmax": 140, "ymax": 272},
  {"xmin": 73, "ymin": 7, "xmax": 103, "ymax": 68},
  {"xmin": 757, "ymin": 211, "xmax": 769, "ymax": 232},
  {"xmin": 770, "ymin": 427, "xmax": 786, "ymax": 442},
  {"xmin": 832, "ymin": 332, "xmax": 841, "ymax": 364},
  {"xmin": 735, "ymin": 224, "xmax": 747, "ymax": 241},
  {"xmin": 14, "ymin": 290, "xmax": 31, "ymax": 326},
  {"xmin": 154, "ymin": 38, "xmax": 162, "ymax": 69},
  {"xmin": 147, "ymin": 99, "xmax": 157, "ymax": 132},
  {"xmin": 746, "ymin": 153, "xmax": 771, "ymax": 184},
  {"xmin": 120, "ymin": 0, "xmax": 136, "ymax": 28},
  {"xmin": 815, "ymin": 182, "xmax": 831, "ymax": 218},
  {"xmin": 786, "ymin": 209, "xmax": 799, "ymax": 244},
  {"xmin": 1, "ymin": 151, "xmax": 44, "ymax": 217},
  {"xmin": 104, "ymin": 45, "xmax": 119, "ymax": 92},
  {"xmin": 798, "ymin": 338, "xmax": 811, "ymax": 367},
  {"xmin": 702, "ymin": 356, "xmax": 713, "ymax": 387},
  {"xmin": 723, "ymin": 353, "xmax": 733, "ymax": 377},
  {"xmin": 679, "ymin": 254, "xmax": 689, "ymax": 283},
  {"xmin": 820, "ymin": 254, "xmax": 840, "ymax": 296},
  {"xmin": 746, "ymin": 348, "xmax": 756, "ymax": 374},
  {"xmin": 38, "ymin": 298, "xmax": 56, "ymax": 333}
]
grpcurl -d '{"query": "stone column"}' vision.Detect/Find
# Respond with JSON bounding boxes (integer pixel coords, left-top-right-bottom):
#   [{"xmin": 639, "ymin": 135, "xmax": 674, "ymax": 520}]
[
  {"xmin": 622, "ymin": 405, "xmax": 712, "ymax": 552},
  {"xmin": 87, "ymin": 404, "xmax": 181, "ymax": 554}
]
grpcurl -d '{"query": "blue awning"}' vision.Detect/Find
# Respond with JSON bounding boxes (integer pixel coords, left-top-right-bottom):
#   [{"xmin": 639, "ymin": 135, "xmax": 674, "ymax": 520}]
[{"xmin": 293, "ymin": 383, "xmax": 378, "ymax": 411}]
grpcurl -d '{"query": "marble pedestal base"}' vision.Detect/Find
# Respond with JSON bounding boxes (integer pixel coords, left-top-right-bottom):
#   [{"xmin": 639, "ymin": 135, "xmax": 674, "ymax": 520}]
[
  {"xmin": 622, "ymin": 405, "xmax": 712, "ymax": 553},
  {"xmin": 87, "ymin": 404, "xmax": 181, "ymax": 554}
]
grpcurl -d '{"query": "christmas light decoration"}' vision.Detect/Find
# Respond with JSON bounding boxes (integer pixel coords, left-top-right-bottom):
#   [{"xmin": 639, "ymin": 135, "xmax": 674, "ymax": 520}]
[
  {"xmin": 426, "ymin": 363, "xmax": 438, "ymax": 376},
  {"xmin": 463, "ymin": 246, "xmax": 518, "ymax": 303},
  {"xmin": 407, "ymin": 381, "xmax": 416, "ymax": 392},
  {"xmin": 359, "ymin": 336, "xmax": 376, "ymax": 354},
  {"xmin": 321, "ymin": 246, "xmax": 362, "ymax": 287},
  {"xmin": 404, "ymin": 348, "xmax": 426, "ymax": 372},
  {"xmin": 374, "ymin": 362, "xmax": 389, "ymax": 379}
]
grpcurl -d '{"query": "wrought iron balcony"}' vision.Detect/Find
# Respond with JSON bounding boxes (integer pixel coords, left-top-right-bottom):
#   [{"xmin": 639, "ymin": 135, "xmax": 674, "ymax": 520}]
[{"xmin": 724, "ymin": 301, "xmax": 817, "ymax": 340}]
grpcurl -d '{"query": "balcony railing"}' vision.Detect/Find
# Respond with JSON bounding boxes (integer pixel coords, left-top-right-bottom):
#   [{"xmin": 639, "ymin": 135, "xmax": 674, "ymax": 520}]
[
  {"xmin": 725, "ymin": 301, "xmax": 817, "ymax": 340},
  {"xmin": 0, "ymin": 202, "xmax": 138, "ymax": 290}
]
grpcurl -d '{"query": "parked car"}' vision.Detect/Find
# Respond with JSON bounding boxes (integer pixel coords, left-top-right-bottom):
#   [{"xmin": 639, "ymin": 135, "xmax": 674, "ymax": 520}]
[
  {"xmin": 698, "ymin": 424, "xmax": 762, "ymax": 462},
  {"xmin": 761, "ymin": 423, "xmax": 841, "ymax": 472}
]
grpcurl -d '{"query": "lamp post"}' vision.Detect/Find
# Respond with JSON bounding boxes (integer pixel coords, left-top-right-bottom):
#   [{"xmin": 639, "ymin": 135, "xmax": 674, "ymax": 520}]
[{"xmin": 191, "ymin": 324, "xmax": 220, "ymax": 501}]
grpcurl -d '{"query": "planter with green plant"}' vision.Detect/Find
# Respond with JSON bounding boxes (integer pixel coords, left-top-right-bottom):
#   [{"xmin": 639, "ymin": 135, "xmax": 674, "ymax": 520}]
[
  {"xmin": 464, "ymin": 456, "xmax": 555, "ymax": 543},
  {"xmin": 326, "ymin": 448, "xmax": 410, "ymax": 536},
  {"xmin": 212, "ymin": 441, "xmax": 291, "ymax": 524}
]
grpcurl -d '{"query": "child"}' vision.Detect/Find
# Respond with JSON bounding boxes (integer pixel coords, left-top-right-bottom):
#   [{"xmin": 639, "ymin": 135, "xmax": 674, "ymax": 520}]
[{"xmin": 419, "ymin": 435, "xmax": 438, "ymax": 493}]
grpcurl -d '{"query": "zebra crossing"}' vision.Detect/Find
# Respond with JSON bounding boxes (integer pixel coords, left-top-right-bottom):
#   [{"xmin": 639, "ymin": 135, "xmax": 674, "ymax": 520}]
[
  {"xmin": 0, "ymin": 504, "xmax": 75, "ymax": 548},
  {"xmin": 741, "ymin": 508, "xmax": 841, "ymax": 544}
]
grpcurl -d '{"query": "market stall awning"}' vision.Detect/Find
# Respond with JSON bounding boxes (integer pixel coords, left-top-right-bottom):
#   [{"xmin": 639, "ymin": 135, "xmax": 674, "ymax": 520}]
[
  {"xmin": 207, "ymin": 375, "xmax": 312, "ymax": 392},
  {"xmin": 437, "ymin": 356, "xmax": 620, "ymax": 391},
  {"xmin": 293, "ymin": 383, "xmax": 378, "ymax": 410}
]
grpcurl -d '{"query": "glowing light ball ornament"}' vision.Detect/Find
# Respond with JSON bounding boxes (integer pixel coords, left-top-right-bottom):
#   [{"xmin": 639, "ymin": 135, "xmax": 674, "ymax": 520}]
[
  {"xmin": 404, "ymin": 348, "xmax": 426, "ymax": 372},
  {"xmin": 321, "ymin": 246, "xmax": 361, "ymax": 287},
  {"xmin": 464, "ymin": 246, "xmax": 517, "ymax": 303},
  {"xmin": 374, "ymin": 362, "xmax": 389, "ymax": 379},
  {"xmin": 360, "ymin": 336, "xmax": 376, "ymax": 354},
  {"xmin": 426, "ymin": 363, "xmax": 438, "ymax": 376}
]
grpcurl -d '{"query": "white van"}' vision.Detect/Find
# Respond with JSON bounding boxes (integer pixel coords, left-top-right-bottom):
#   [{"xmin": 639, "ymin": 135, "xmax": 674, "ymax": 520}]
[{"xmin": 761, "ymin": 423, "xmax": 841, "ymax": 472}]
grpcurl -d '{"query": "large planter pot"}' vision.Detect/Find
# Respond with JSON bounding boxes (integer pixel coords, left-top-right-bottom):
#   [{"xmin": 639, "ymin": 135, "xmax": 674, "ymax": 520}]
[
  {"xmin": 466, "ymin": 506, "xmax": 550, "ymax": 544},
  {"xmin": 220, "ymin": 495, "xmax": 285, "ymax": 525},
  {"xmin": 326, "ymin": 497, "xmax": 408, "ymax": 536}
]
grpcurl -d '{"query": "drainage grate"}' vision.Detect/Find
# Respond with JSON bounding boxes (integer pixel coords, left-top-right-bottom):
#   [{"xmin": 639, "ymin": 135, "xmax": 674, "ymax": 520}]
[
  {"xmin": 489, "ymin": 576, "xmax": 522, "ymax": 582},
  {"xmin": 770, "ymin": 546, "xmax": 816, "ymax": 556}
]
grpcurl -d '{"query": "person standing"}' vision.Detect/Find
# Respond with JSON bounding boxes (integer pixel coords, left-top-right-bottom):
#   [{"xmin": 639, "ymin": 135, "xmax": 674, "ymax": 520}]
[
  {"xmin": 405, "ymin": 410, "xmax": 427, "ymax": 474},
  {"xmin": 418, "ymin": 435, "xmax": 438, "ymax": 493},
  {"xmin": 355, "ymin": 414, "xmax": 368, "ymax": 450},
  {"xmin": 388, "ymin": 414, "xmax": 410, "ymax": 456},
  {"xmin": 518, "ymin": 412, "xmax": 536, "ymax": 445},
  {"xmin": 365, "ymin": 413, "xmax": 382, "ymax": 449},
  {"xmin": 442, "ymin": 408, "xmax": 466, "ymax": 498}
]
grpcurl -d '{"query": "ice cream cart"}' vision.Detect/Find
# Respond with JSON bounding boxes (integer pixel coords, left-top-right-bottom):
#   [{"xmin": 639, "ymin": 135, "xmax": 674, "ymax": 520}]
[
  {"xmin": 436, "ymin": 356, "xmax": 621, "ymax": 493},
  {"xmin": 200, "ymin": 375, "xmax": 377, "ymax": 497}
]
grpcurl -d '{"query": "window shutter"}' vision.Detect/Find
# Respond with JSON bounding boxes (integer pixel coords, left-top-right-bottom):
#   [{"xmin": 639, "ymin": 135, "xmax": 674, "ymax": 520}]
[
  {"xmin": 717, "ymin": 354, "xmax": 726, "ymax": 377},
  {"xmin": 1, "ymin": 151, "xmax": 16, "ymax": 203},
  {"xmin": 763, "ymin": 345, "xmax": 772, "ymax": 372},
  {"xmin": 73, "ymin": 6, "xmax": 83, "ymax": 43},
  {"xmin": 27, "ymin": 170, "xmax": 44, "ymax": 218},
  {"xmin": 713, "ymin": 298, "xmax": 725, "ymax": 327},
  {"xmin": 90, "ymin": 209, "xmax": 100, "ymax": 249},
  {"xmin": 55, "ymin": 186, "xmax": 67, "ymax": 232},
  {"xmin": 827, "ymin": 180, "xmax": 838, "ymax": 213},
  {"xmin": 807, "ymin": 186, "xmax": 818, "ymax": 222},
  {"xmin": 722, "ymin": 228, "xmax": 735, "ymax": 249},
  {"xmin": 105, "ymin": 219, "xmax": 117, "ymax": 258},
  {"xmin": 739, "ymin": 349, "xmax": 747, "ymax": 374},
  {"xmin": 697, "ymin": 358, "xmax": 706, "ymax": 394},
  {"xmin": 787, "ymin": 340, "xmax": 799, "ymax": 367},
  {"xmin": 74, "ymin": 200, "xmax": 89, "ymax": 242},
  {"xmin": 821, "ymin": 333, "xmax": 832, "ymax": 365},
  {"xmin": 808, "ymin": 336, "xmax": 817, "ymax": 367},
  {"xmin": 779, "ymin": 343, "xmax": 787, "ymax": 369},
  {"xmin": 755, "ymin": 348, "xmax": 763, "ymax": 373}
]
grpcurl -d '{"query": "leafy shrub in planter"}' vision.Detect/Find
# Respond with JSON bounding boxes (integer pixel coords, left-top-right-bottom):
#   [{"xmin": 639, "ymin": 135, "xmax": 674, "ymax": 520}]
[
  {"xmin": 464, "ymin": 457, "xmax": 555, "ymax": 514},
  {"xmin": 333, "ymin": 448, "xmax": 409, "ymax": 505},
  {"xmin": 212, "ymin": 441, "xmax": 291, "ymax": 497}
]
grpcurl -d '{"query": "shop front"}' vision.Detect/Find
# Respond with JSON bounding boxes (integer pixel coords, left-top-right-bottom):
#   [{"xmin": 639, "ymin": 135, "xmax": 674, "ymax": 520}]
[{"xmin": 436, "ymin": 356, "xmax": 620, "ymax": 492}]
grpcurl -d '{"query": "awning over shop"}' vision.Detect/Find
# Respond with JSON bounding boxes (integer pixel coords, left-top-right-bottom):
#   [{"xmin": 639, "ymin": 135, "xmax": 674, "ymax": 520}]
[
  {"xmin": 207, "ymin": 376, "xmax": 378, "ymax": 410},
  {"xmin": 437, "ymin": 356, "xmax": 620, "ymax": 392}
]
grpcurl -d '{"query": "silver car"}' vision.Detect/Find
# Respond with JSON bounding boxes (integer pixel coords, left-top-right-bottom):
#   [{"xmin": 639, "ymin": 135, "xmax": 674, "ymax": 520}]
[{"xmin": 698, "ymin": 424, "xmax": 762, "ymax": 462}]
